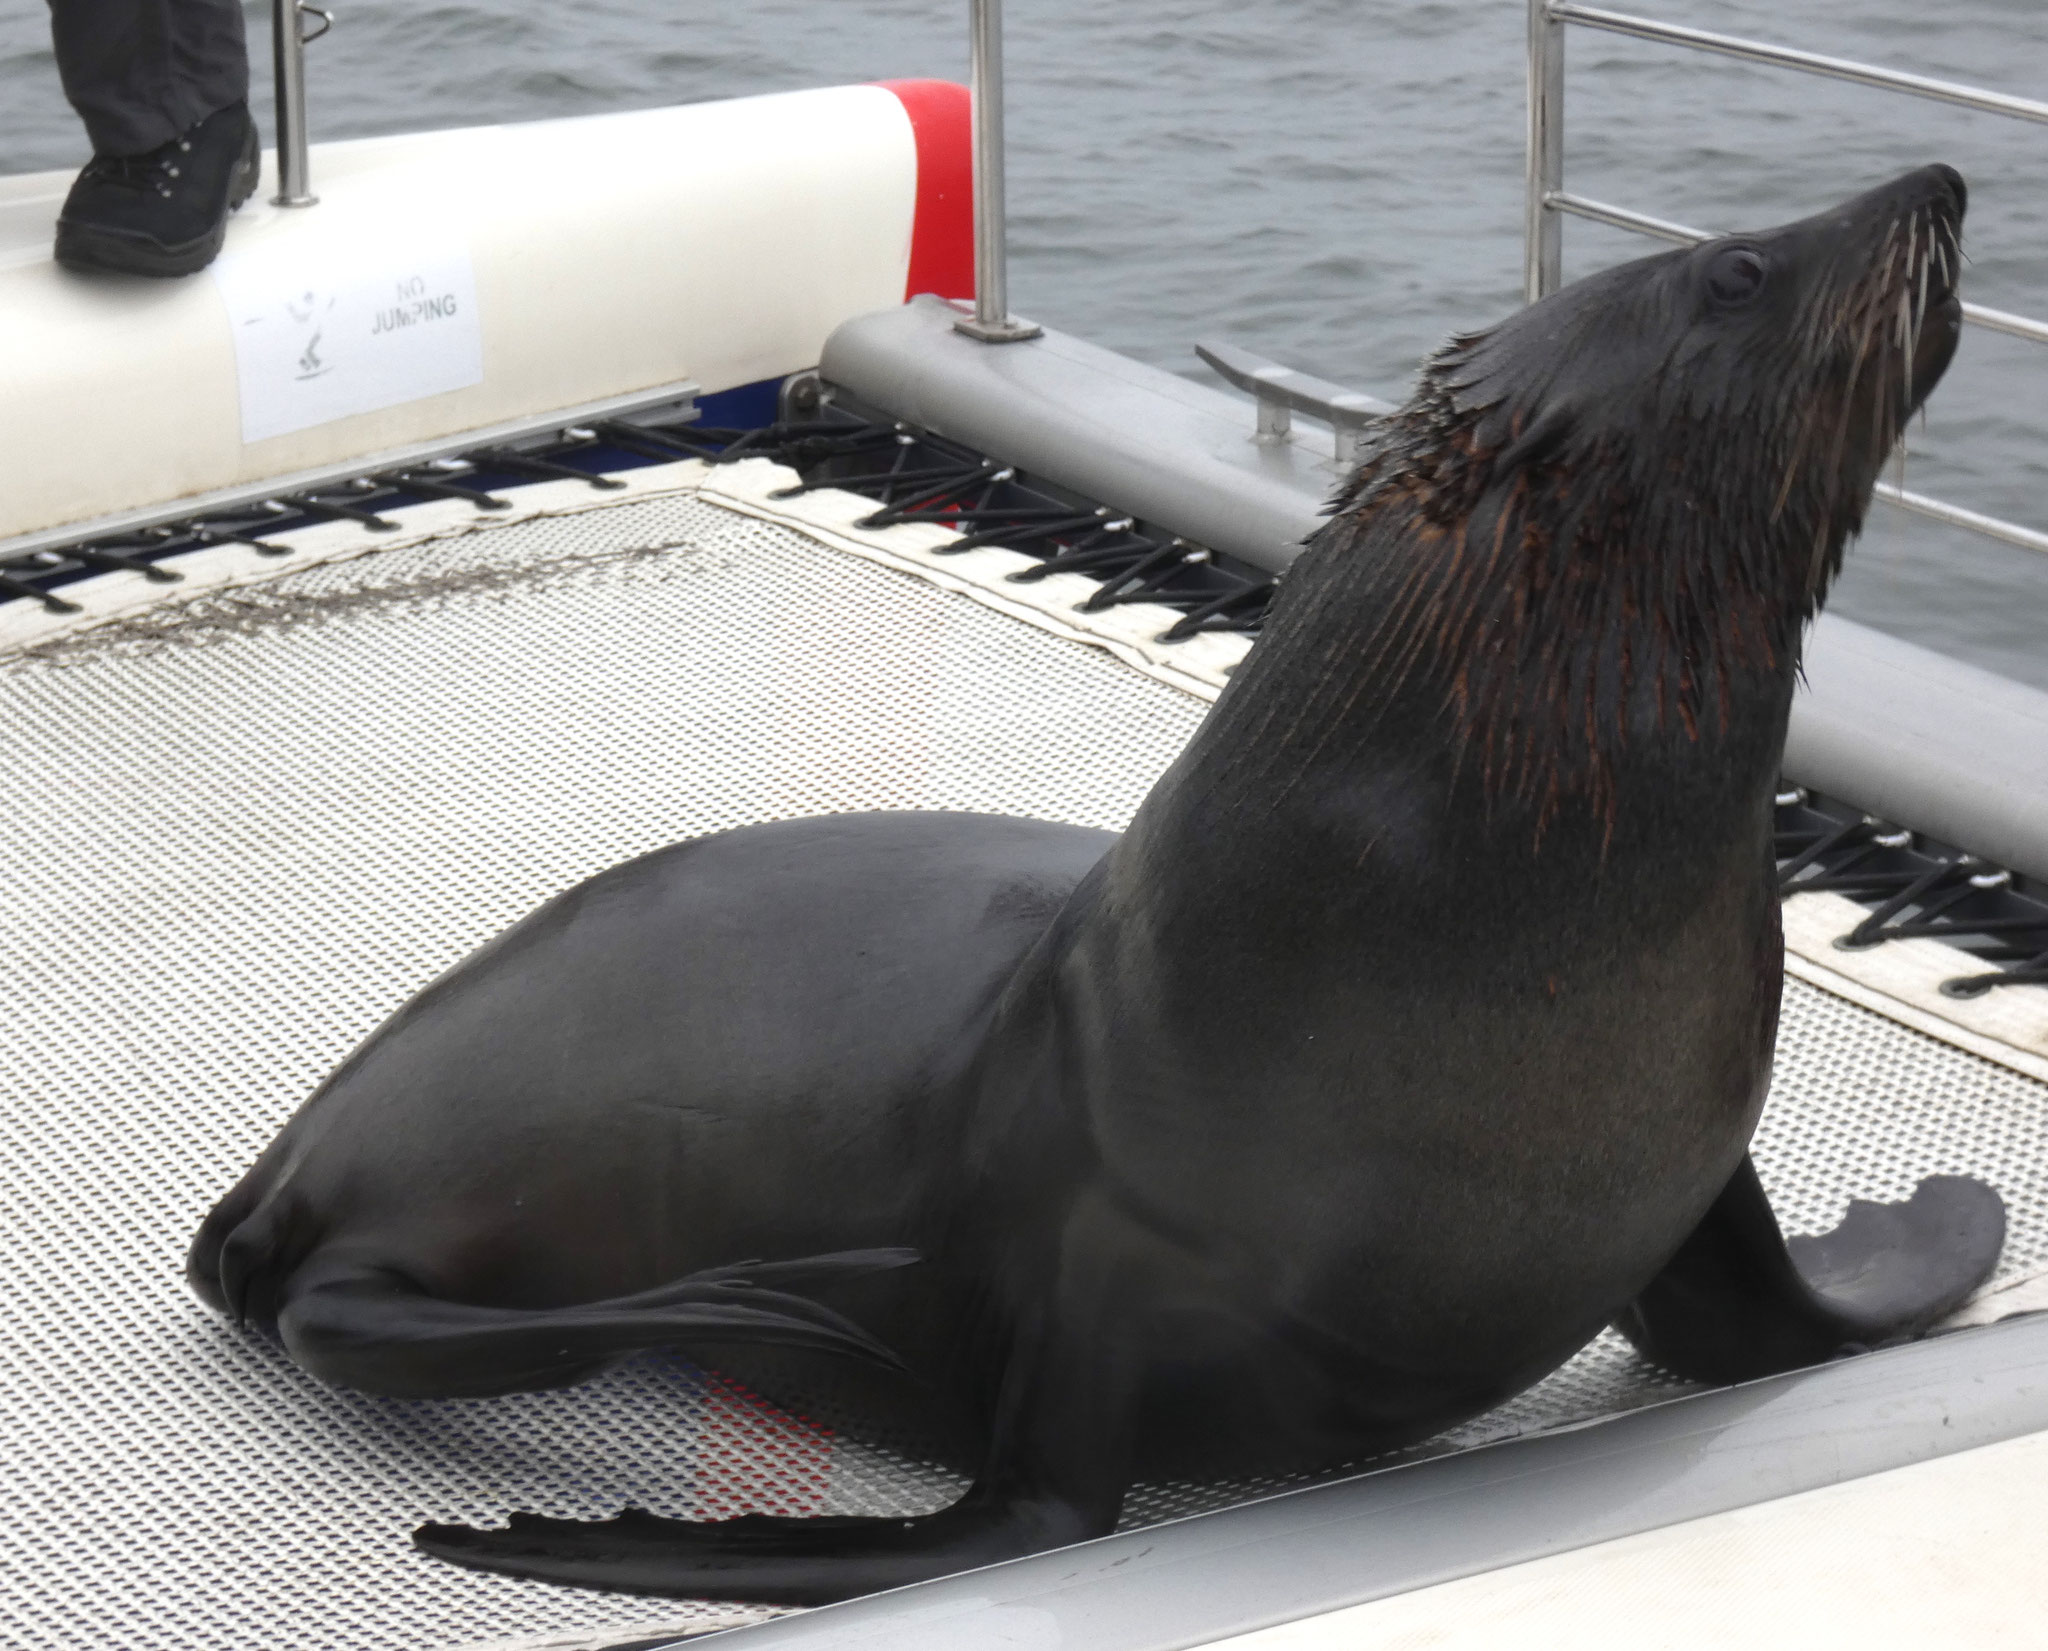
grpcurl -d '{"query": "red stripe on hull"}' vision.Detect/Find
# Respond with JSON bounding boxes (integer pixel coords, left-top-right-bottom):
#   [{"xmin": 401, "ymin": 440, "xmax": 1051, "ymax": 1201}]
[{"xmin": 878, "ymin": 79, "xmax": 974, "ymax": 304}]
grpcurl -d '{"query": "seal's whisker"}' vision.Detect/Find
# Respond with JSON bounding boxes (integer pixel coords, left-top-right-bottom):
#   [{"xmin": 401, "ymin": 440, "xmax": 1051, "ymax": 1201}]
[
  {"xmin": 1878, "ymin": 301, "xmax": 1902, "ymax": 457},
  {"xmin": 1772, "ymin": 416, "xmax": 1813, "ymax": 523},
  {"xmin": 1876, "ymin": 221, "xmax": 1902, "ymax": 306},
  {"xmin": 1908, "ymin": 205, "xmax": 1938, "ymax": 424},
  {"xmin": 1916, "ymin": 208, "xmax": 1932, "ymax": 323},
  {"xmin": 1825, "ymin": 307, "xmax": 1878, "ymax": 500}
]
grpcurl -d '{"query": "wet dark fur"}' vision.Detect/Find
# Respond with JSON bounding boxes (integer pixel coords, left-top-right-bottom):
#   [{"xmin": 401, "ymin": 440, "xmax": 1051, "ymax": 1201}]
[
  {"xmin": 189, "ymin": 167, "xmax": 1999, "ymax": 1605},
  {"xmin": 1263, "ymin": 169, "xmax": 1968, "ymax": 840}
]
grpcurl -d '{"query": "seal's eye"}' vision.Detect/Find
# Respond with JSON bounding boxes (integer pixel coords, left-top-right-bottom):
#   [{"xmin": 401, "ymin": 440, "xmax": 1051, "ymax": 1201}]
[{"xmin": 1706, "ymin": 247, "xmax": 1767, "ymax": 307}]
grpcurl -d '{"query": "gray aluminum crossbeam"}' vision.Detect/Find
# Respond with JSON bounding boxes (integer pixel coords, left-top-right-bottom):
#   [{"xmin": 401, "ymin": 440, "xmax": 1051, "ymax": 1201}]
[
  {"xmin": 822, "ymin": 296, "xmax": 1347, "ymax": 576},
  {"xmin": 673, "ymin": 1316, "xmax": 2048, "ymax": 1651},
  {"xmin": 821, "ymin": 298, "xmax": 2048, "ymax": 885},
  {"xmin": 1785, "ymin": 626, "xmax": 2048, "ymax": 885}
]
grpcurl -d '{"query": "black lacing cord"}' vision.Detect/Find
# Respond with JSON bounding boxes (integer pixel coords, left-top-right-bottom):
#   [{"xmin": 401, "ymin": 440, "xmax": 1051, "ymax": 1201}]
[
  {"xmin": 1941, "ymin": 950, "xmax": 2048, "ymax": 999},
  {"xmin": 464, "ymin": 449, "xmax": 627, "ymax": 492},
  {"xmin": 188, "ymin": 516, "xmax": 298, "ymax": 557},
  {"xmin": 7, "ymin": 396, "xmax": 2038, "ymax": 996},
  {"xmin": 388, "ymin": 471, "xmax": 511, "ymax": 510},
  {"xmin": 1775, "ymin": 794, "xmax": 2048, "ymax": 995},
  {"xmin": 65, "ymin": 540, "xmax": 185, "ymax": 582},
  {"xmin": 0, "ymin": 570, "xmax": 77, "ymax": 613},
  {"xmin": 4, "ymin": 405, "xmax": 1274, "ymax": 641},
  {"xmin": 1161, "ymin": 584, "xmax": 1272, "ymax": 641},
  {"xmin": 708, "ymin": 419, "xmax": 1276, "ymax": 642},
  {"xmin": 278, "ymin": 490, "xmax": 404, "ymax": 532}
]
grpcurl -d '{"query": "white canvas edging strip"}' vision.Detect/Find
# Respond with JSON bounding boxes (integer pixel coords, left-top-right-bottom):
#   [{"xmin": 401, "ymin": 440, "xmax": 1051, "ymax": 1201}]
[
  {"xmin": 695, "ymin": 458, "xmax": 1249, "ymax": 705},
  {"xmin": 1783, "ymin": 892, "xmax": 2048, "ymax": 1085},
  {"xmin": 0, "ymin": 458, "xmax": 713, "ymax": 657}
]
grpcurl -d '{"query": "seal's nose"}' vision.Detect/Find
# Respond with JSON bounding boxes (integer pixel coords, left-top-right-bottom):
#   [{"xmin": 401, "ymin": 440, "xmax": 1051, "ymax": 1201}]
[{"xmin": 1928, "ymin": 164, "xmax": 1968, "ymax": 217}]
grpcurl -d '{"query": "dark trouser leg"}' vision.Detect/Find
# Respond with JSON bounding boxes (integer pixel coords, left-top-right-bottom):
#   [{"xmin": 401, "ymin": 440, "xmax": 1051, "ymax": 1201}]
[{"xmin": 47, "ymin": 0, "xmax": 249, "ymax": 156}]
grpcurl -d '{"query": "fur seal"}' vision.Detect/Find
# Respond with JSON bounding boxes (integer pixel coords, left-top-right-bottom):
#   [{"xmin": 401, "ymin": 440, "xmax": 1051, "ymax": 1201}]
[{"xmin": 189, "ymin": 164, "xmax": 2001, "ymax": 1605}]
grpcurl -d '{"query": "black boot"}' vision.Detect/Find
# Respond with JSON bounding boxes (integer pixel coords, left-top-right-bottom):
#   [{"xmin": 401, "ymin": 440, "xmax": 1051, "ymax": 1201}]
[{"xmin": 54, "ymin": 102, "xmax": 260, "ymax": 278}]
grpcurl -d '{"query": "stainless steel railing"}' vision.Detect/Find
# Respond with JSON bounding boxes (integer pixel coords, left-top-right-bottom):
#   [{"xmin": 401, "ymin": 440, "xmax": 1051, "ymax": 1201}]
[
  {"xmin": 270, "ymin": 0, "xmax": 330, "ymax": 207},
  {"xmin": 955, "ymin": 0, "xmax": 1041, "ymax": 342},
  {"xmin": 269, "ymin": 0, "xmax": 1041, "ymax": 331},
  {"xmin": 253, "ymin": 0, "xmax": 1039, "ymax": 338},
  {"xmin": 1524, "ymin": 0, "xmax": 2048, "ymax": 557}
]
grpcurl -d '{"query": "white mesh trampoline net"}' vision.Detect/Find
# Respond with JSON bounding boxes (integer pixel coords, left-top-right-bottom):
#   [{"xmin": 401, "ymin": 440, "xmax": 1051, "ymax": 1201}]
[{"xmin": 4, "ymin": 489, "xmax": 2046, "ymax": 1651}]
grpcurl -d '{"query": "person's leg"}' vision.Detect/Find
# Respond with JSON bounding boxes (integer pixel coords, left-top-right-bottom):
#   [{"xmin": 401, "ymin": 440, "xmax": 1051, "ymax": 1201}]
[
  {"xmin": 46, "ymin": 0, "xmax": 258, "ymax": 277},
  {"xmin": 48, "ymin": 0, "xmax": 249, "ymax": 157}
]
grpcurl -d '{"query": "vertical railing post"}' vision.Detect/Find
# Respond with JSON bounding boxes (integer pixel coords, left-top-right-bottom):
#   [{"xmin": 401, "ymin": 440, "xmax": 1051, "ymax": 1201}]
[
  {"xmin": 1525, "ymin": 0, "xmax": 1564, "ymax": 302},
  {"xmin": 954, "ymin": 0, "xmax": 1042, "ymax": 343},
  {"xmin": 271, "ymin": 0, "xmax": 327, "ymax": 207}
]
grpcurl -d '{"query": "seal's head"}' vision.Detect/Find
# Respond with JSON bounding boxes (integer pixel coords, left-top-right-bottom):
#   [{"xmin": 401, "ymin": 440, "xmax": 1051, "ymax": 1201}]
[
  {"xmin": 1306, "ymin": 166, "xmax": 1967, "ymax": 823},
  {"xmin": 1433, "ymin": 163, "xmax": 1966, "ymax": 585}
]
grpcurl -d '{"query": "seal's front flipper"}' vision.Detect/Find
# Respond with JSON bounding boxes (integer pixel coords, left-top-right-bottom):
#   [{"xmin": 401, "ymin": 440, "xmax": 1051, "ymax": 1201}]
[
  {"xmin": 275, "ymin": 1249, "xmax": 919, "ymax": 1398},
  {"xmin": 1615, "ymin": 1155, "xmax": 2004, "ymax": 1384}
]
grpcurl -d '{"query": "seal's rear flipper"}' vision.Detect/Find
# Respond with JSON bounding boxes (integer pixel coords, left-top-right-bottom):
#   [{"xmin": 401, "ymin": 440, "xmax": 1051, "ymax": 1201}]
[
  {"xmin": 415, "ymin": 1185, "xmax": 1175, "ymax": 1603},
  {"xmin": 414, "ymin": 1498, "xmax": 1099, "ymax": 1605},
  {"xmin": 274, "ymin": 1249, "xmax": 920, "ymax": 1398},
  {"xmin": 1614, "ymin": 1155, "xmax": 2004, "ymax": 1384}
]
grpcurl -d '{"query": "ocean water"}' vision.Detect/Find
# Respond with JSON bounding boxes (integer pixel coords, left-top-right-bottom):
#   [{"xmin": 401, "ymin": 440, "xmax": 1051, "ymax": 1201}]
[{"xmin": 2, "ymin": 0, "xmax": 2042, "ymax": 685}]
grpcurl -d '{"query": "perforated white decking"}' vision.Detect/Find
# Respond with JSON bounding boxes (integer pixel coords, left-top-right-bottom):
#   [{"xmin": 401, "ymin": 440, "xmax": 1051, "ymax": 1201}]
[{"xmin": 4, "ymin": 472, "xmax": 2046, "ymax": 1651}]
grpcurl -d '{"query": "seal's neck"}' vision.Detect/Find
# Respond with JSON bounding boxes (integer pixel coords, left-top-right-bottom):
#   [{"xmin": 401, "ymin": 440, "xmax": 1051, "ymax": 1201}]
[{"xmin": 1184, "ymin": 405, "xmax": 1836, "ymax": 849}]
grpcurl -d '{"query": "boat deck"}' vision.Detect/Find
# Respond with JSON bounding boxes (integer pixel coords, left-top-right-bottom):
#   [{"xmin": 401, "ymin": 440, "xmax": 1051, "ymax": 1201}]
[{"xmin": 4, "ymin": 459, "xmax": 2046, "ymax": 1651}]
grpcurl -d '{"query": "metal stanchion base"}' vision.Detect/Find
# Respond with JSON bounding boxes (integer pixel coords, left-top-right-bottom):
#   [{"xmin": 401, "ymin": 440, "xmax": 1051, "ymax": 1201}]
[{"xmin": 953, "ymin": 313, "xmax": 1045, "ymax": 344}]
